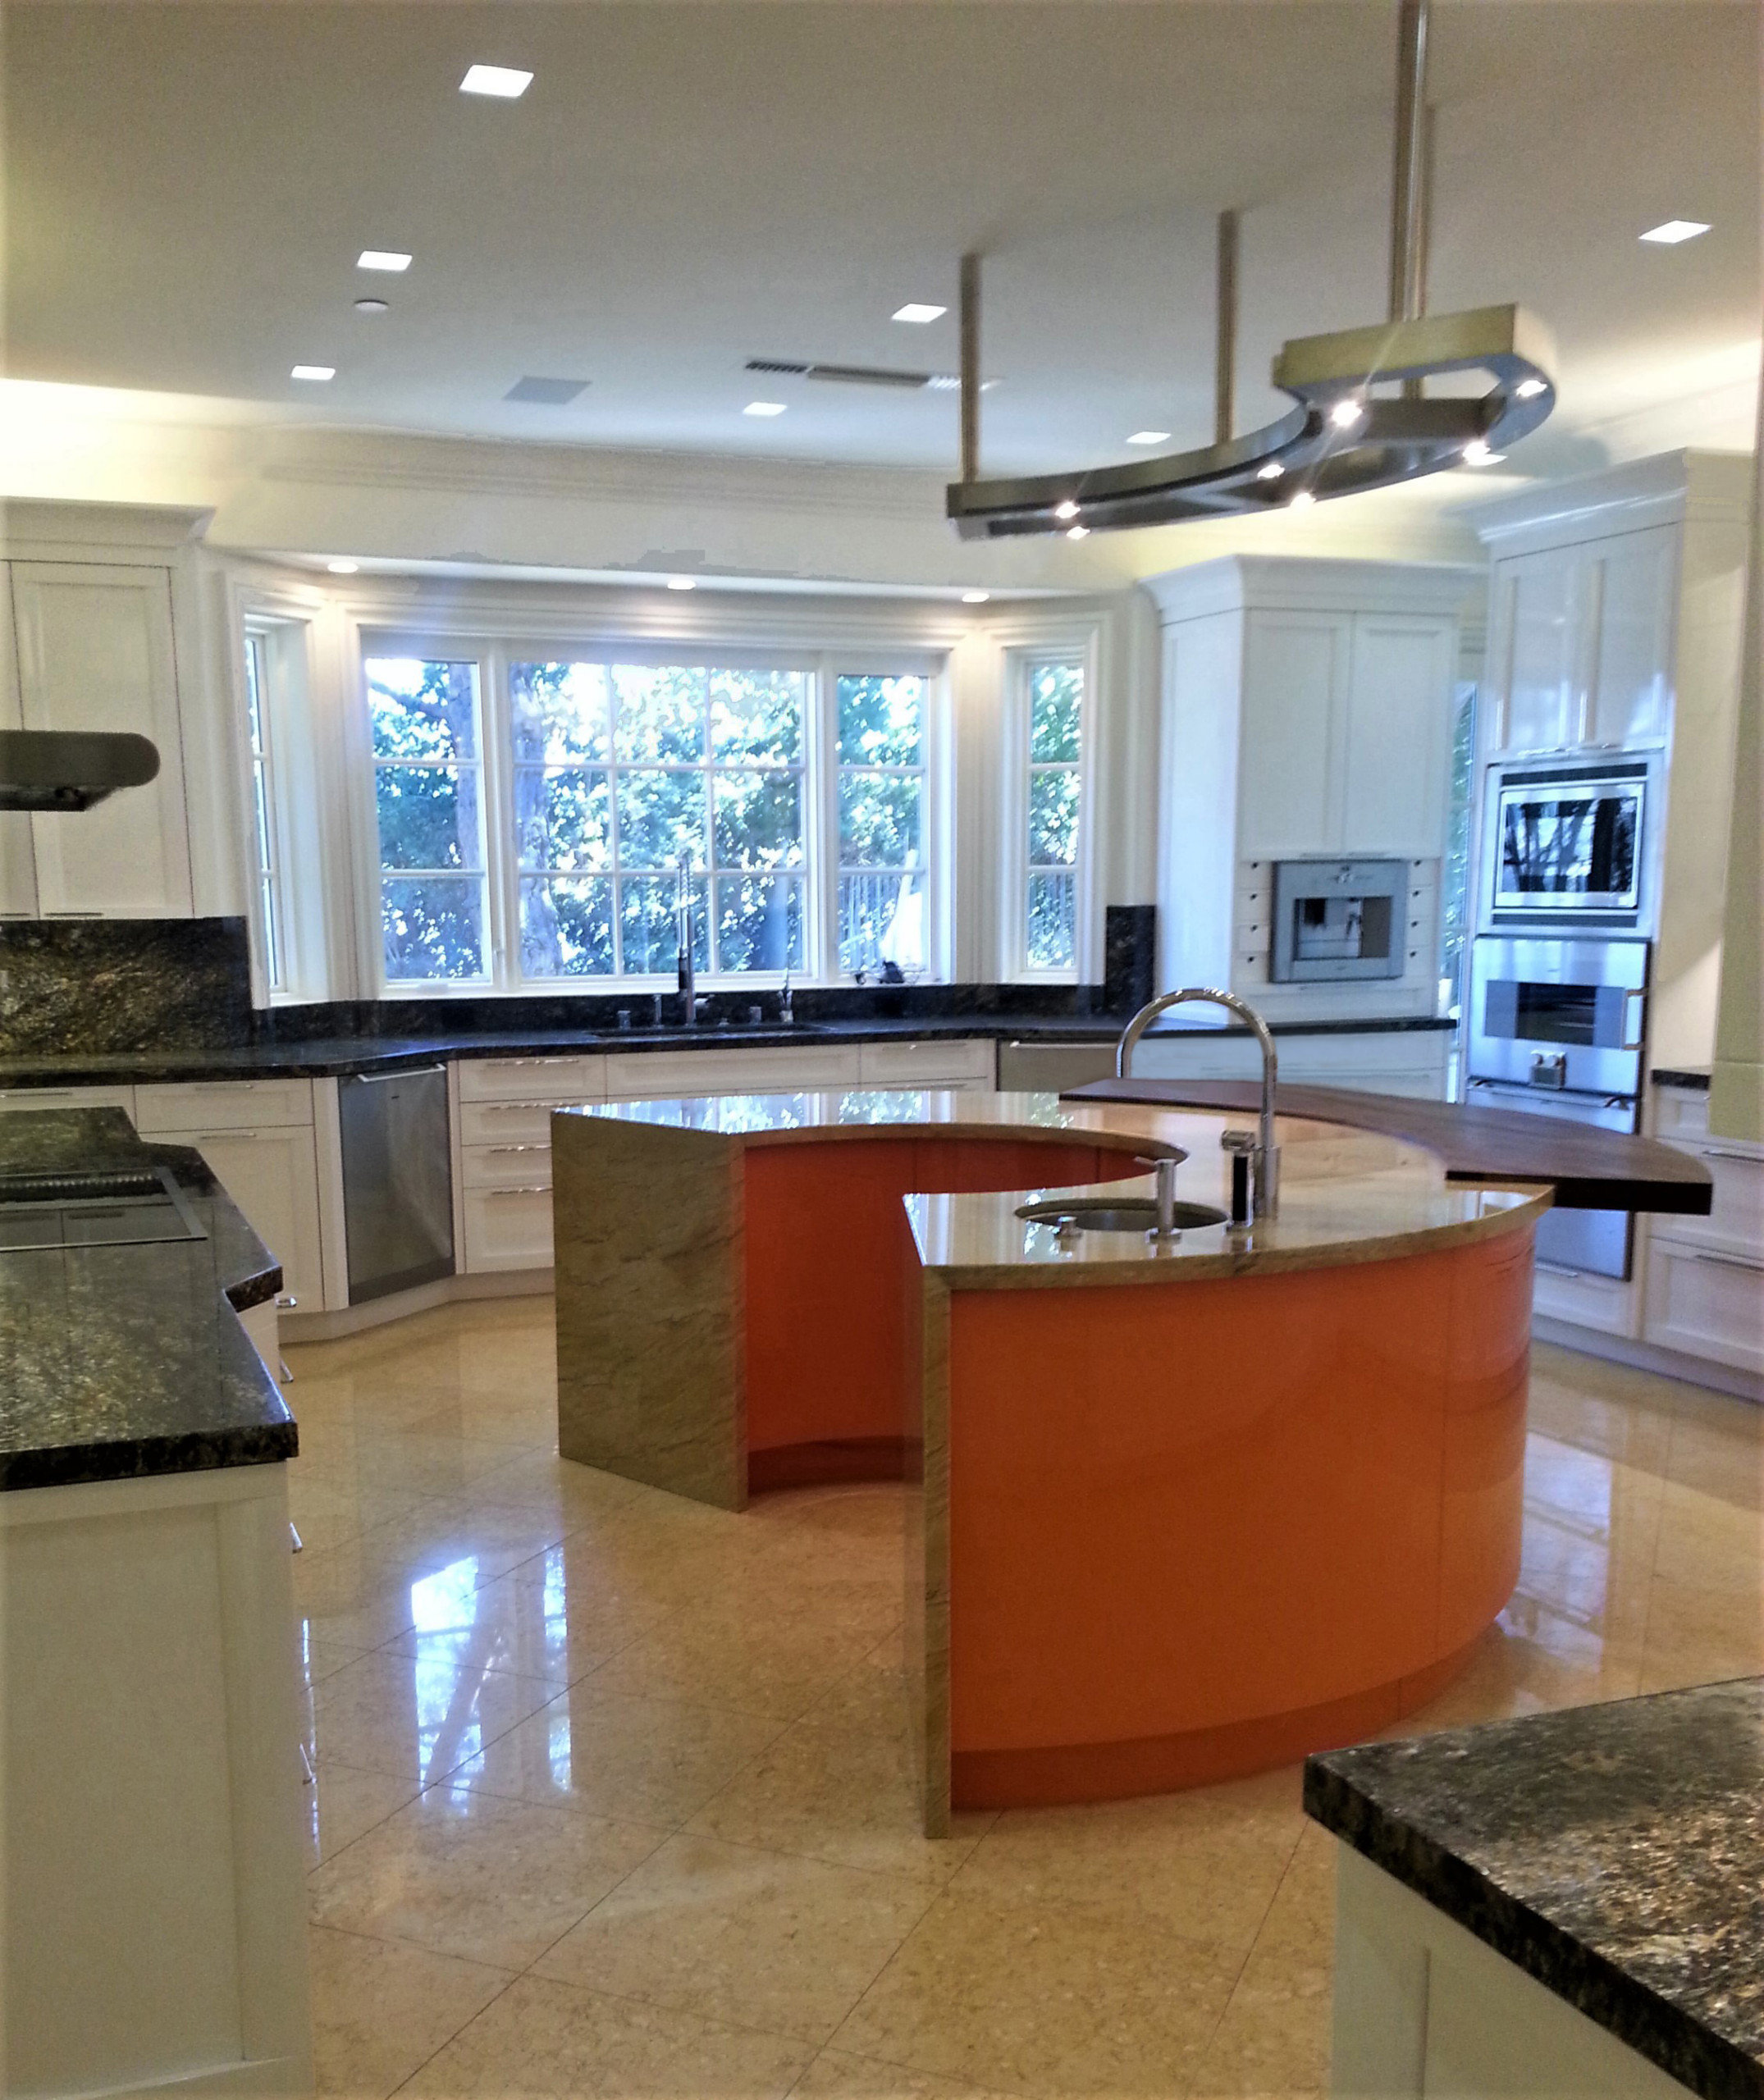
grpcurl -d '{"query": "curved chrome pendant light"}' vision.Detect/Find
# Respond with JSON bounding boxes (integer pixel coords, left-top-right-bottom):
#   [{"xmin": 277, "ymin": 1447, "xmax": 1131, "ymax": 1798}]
[{"xmin": 945, "ymin": 0, "xmax": 1557, "ymax": 540}]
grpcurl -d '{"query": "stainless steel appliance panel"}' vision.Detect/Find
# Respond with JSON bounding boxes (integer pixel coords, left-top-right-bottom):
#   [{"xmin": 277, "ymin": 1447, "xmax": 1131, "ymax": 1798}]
[
  {"xmin": 1269, "ymin": 859, "xmax": 1405, "ymax": 983},
  {"xmin": 338, "ymin": 1066, "xmax": 455, "ymax": 1302},
  {"xmin": 1483, "ymin": 757, "xmax": 1654, "ymax": 934},
  {"xmin": 1465, "ymin": 1077, "xmax": 1638, "ymax": 1278},
  {"xmin": 1469, "ymin": 936, "xmax": 1647, "ymax": 1098}
]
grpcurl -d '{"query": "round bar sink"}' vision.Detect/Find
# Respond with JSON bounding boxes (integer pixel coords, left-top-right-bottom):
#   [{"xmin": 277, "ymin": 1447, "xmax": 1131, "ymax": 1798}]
[{"xmin": 1016, "ymin": 1196, "xmax": 1228, "ymax": 1233}]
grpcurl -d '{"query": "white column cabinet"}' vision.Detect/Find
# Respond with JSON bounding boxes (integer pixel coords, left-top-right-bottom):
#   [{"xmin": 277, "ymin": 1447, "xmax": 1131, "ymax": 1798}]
[
  {"xmin": 1238, "ymin": 611, "xmax": 1348, "ymax": 857},
  {"xmin": 1341, "ymin": 613, "xmax": 1456, "ymax": 858}
]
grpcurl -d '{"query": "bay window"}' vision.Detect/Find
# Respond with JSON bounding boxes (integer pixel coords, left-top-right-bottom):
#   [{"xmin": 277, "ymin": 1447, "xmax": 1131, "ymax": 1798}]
[
  {"xmin": 836, "ymin": 673, "xmax": 929, "ymax": 977},
  {"xmin": 1008, "ymin": 651, "xmax": 1087, "ymax": 979},
  {"xmin": 366, "ymin": 655, "xmax": 489, "ymax": 982}
]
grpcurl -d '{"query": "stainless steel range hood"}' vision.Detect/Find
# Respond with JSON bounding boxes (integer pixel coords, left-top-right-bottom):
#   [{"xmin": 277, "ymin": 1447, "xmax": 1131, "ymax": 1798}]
[{"xmin": 0, "ymin": 731, "xmax": 161, "ymax": 812}]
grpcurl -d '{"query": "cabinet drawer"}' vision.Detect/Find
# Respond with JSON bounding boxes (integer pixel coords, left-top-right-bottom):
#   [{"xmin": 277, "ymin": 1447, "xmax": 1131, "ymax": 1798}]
[
  {"xmin": 857, "ymin": 1038, "xmax": 994, "ymax": 1086},
  {"xmin": 1533, "ymin": 1264, "xmax": 1637, "ymax": 1339},
  {"xmin": 1660, "ymin": 1142, "xmax": 1764, "ymax": 1259},
  {"xmin": 1652, "ymin": 1088, "xmax": 1711, "ymax": 1142},
  {"xmin": 459, "ymin": 1099, "xmax": 590, "ymax": 1146},
  {"xmin": 1644, "ymin": 1236, "xmax": 1764, "ymax": 1373},
  {"xmin": 153, "ymin": 1122, "xmax": 324, "ymax": 1309},
  {"xmin": 462, "ymin": 1185, "xmax": 555, "ymax": 1272},
  {"xmin": 135, "ymin": 1079, "xmax": 313, "ymax": 1133},
  {"xmin": 603, "ymin": 1045, "xmax": 862, "ymax": 1098},
  {"xmin": 460, "ymin": 1142, "xmax": 553, "ymax": 1191},
  {"xmin": 0, "ymin": 1084, "xmax": 136, "ymax": 1121},
  {"xmin": 456, "ymin": 1055, "xmax": 606, "ymax": 1103}
]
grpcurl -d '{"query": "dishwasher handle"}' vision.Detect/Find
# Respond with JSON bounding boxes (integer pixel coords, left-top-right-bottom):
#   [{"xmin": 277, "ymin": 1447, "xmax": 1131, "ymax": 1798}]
[{"xmin": 350, "ymin": 1064, "xmax": 447, "ymax": 1084}]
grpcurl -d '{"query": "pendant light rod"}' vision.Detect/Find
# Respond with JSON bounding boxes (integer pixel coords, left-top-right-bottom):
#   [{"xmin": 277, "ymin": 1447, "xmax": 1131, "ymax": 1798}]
[
  {"xmin": 959, "ymin": 252, "xmax": 982, "ymax": 484},
  {"xmin": 1388, "ymin": 0, "xmax": 1431, "ymax": 326},
  {"xmin": 1215, "ymin": 208, "xmax": 1239, "ymax": 445}
]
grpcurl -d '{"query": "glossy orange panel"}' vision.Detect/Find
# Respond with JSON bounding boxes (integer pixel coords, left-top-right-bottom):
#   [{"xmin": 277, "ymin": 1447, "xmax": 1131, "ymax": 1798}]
[{"xmin": 942, "ymin": 1230, "xmax": 1533, "ymax": 1791}]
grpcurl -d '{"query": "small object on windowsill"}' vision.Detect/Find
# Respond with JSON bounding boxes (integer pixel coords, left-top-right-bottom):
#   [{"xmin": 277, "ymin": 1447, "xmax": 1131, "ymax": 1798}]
[
  {"xmin": 747, "ymin": 1005, "xmax": 763, "ymax": 1025},
  {"xmin": 780, "ymin": 970, "xmax": 794, "ymax": 1026},
  {"xmin": 650, "ymin": 993, "xmax": 664, "ymax": 1027},
  {"xmin": 881, "ymin": 961, "xmax": 905, "ymax": 986},
  {"xmin": 853, "ymin": 967, "xmax": 868, "ymax": 987},
  {"xmin": 617, "ymin": 1008, "xmax": 632, "ymax": 1031}
]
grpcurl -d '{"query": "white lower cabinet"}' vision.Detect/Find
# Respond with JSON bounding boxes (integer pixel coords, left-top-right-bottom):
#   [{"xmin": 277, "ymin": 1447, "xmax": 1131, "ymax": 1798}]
[
  {"xmin": 856, "ymin": 1037, "xmax": 994, "ymax": 1089},
  {"xmin": 1643, "ymin": 1237, "xmax": 1764, "ymax": 1375},
  {"xmin": 0, "ymin": 1084, "xmax": 138, "ymax": 1121},
  {"xmin": 1125, "ymin": 1025, "xmax": 1451, "ymax": 1099}
]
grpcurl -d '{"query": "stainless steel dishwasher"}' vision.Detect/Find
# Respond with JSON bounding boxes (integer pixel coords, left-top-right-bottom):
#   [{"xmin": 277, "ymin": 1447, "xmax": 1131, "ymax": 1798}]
[{"xmin": 337, "ymin": 1064, "xmax": 455, "ymax": 1301}]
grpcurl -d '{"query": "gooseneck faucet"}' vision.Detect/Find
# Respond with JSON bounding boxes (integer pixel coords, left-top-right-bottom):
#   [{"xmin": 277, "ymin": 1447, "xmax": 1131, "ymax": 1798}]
[
  {"xmin": 675, "ymin": 853, "xmax": 696, "ymax": 1025},
  {"xmin": 1115, "ymin": 987, "xmax": 1280, "ymax": 1218}
]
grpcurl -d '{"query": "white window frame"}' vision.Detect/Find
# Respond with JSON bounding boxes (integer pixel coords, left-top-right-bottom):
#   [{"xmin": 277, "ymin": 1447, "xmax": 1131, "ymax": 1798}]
[
  {"xmin": 1000, "ymin": 637, "xmax": 1097, "ymax": 984},
  {"xmin": 350, "ymin": 622, "xmax": 952, "ymax": 998}
]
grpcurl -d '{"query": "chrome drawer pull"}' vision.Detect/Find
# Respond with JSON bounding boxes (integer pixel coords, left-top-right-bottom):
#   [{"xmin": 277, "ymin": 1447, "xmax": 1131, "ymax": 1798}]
[
  {"xmin": 484, "ymin": 1185, "xmax": 551, "ymax": 1198},
  {"xmin": 1685, "ymin": 1249, "xmax": 1763, "ymax": 1273},
  {"xmin": 1698, "ymin": 1148, "xmax": 1762, "ymax": 1164},
  {"xmin": 487, "ymin": 1144, "xmax": 549, "ymax": 1154}
]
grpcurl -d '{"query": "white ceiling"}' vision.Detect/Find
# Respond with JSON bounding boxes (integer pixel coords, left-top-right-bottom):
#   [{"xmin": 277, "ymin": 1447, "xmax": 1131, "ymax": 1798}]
[{"xmin": 4, "ymin": 0, "xmax": 1759, "ymax": 486}]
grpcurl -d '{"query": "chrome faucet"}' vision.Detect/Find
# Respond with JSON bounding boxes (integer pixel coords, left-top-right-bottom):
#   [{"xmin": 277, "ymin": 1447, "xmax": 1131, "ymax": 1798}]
[
  {"xmin": 1115, "ymin": 987, "xmax": 1280, "ymax": 1218},
  {"xmin": 675, "ymin": 854, "xmax": 696, "ymax": 1025}
]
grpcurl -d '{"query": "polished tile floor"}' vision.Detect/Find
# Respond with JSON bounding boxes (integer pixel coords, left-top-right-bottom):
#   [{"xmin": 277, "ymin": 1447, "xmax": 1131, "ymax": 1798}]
[{"xmin": 287, "ymin": 1300, "xmax": 1764, "ymax": 2099}]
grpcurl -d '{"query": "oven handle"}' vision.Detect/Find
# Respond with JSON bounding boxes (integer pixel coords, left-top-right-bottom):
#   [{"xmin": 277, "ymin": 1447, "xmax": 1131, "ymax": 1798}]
[{"xmin": 1621, "ymin": 987, "xmax": 1646, "ymax": 1051}]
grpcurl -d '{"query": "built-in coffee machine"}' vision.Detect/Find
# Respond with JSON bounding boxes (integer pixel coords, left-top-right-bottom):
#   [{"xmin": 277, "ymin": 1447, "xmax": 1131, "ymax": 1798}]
[{"xmin": 1268, "ymin": 859, "xmax": 1406, "ymax": 983}]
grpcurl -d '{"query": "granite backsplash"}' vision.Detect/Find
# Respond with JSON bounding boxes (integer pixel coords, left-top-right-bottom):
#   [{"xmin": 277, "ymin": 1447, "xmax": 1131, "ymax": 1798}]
[{"xmin": 0, "ymin": 918, "xmax": 254, "ymax": 1054}]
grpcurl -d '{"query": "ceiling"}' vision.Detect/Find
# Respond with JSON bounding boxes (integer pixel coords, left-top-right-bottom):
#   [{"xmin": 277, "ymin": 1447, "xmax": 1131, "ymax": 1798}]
[{"xmin": 4, "ymin": 0, "xmax": 1759, "ymax": 486}]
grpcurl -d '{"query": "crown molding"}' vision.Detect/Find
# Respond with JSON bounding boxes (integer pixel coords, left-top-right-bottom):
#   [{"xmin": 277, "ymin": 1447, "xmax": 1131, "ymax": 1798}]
[
  {"xmin": 0, "ymin": 496, "xmax": 213, "ymax": 559},
  {"xmin": 1465, "ymin": 448, "xmax": 1756, "ymax": 553},
  {"xmin": 1140, "ymin": 552, "xmax": 1483, "ymax": 623}
]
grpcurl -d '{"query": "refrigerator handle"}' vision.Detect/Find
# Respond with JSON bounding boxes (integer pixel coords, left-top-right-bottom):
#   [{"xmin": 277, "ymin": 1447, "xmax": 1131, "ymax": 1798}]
[{"xmin": 1620, "ymin": 987, "xmax": 1646, "ymax": 1051}]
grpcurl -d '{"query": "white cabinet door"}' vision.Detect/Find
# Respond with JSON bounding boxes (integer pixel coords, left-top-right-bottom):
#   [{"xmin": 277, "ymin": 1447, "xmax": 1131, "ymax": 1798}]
[
  {"xmin": 1491, "ymin": 548, "xmax": 1579, "ymax": 754},
  {"xmin": 163, "ymin": 1125, "xmax": 325, "ymax": 1310},
  {"xmin": 0, "ymin": 575, "xmax": 37, "ymax": 915},
  {"xmin": 1238, "ymin": 611, "xmax": 1349, "ymax": 856},
  {"xmin": 1644, "ymin": 1237, "xmax": 1764, "ymax": 1373},
  {"xmin": 1341, "ymin": 614, "xmax": 1456, "ymax": 858},
  {"xmin": 9, "ymin": 563, "xmax": 192, "ymax": 916},
  {"xmin": 1587, "ymin": 526, "xmax": 1677, "ymax": 748}
]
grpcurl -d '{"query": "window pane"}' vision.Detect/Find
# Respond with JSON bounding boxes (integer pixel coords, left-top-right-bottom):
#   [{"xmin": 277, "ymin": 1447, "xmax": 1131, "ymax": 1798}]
[
  {"xmin": 837, "ymin": 674, "xmax": 923, "ymax": 766},
  {"xmin": 713, "ymin": 770, "xmax": 802, "ymax": 870},
  {"xmin": 619, "ymin": 873, "xmax": 709, "ymax": 974},
  {"xmin": 259, "ymin": 877, "xmax": 280, "ymax": 991},
  {"xmin": 839, "ymin": 774, "xmax": 921, "ymax": 868},
  {"xmin": 381, "ymin": 876, "xmax": 485, "ymax": 979},
  {"xmin": 1029, "ymin": 662, "xmax": 1082, "ymax": 763},
  {"xmin": 367, "ymin": 659, "xmax": 479, "ymax": 760},
  {"xmin": 1029, "ymin": 769, "xmax": 1080, "ymax": 867},
  {"xmin": 252, "ymin": 766, "xmax": 274, "ymax": 874},
  {"xmin": 243, "ymin": 636, "xmax": 267, "ymax": 755},
  {"xmin": 515, "ymin": 767, "xmax": 612, "ymax": 871},
  {"xmin": 510, "ymin": 662, "xmax": 611, "ymax": 765},
  {"xmin": 616, "ymin": 770, "xmax": 706, "ymax": 869},
  {"xmin": 1026, "ymin": 871, "xmax": 1076, "ymax": 970},
  {"xmin": 376, "ymin": 765, "xmax": 479, "ymax": 870},
  {"xmin": 715, "ymin": 874, "xmax": 804, "ymax": 972},
  {"xmin": 520, "ymin": 876, "xmax": 615, "ymax": 976},
  {"xmin": 839, "ymin": 870, "xmax": 925, "ymax": 976},
  {"xmin": 612, "ymin": 664, "xmax": 707, "ymax": 765},
  {"xmin": 711, "ymin": 669, "xmax": 803, "ymax": 765}
]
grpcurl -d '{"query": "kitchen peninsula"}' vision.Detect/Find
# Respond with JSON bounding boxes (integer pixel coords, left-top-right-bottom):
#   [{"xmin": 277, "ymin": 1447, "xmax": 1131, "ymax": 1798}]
[
  {"xmin": 0, "ymin": 1109, "xmax": 313, "ymax": 2099},
  {"xmin": 548, "ymin": 1085, "xmax": 1702, "ymax": 1831}
]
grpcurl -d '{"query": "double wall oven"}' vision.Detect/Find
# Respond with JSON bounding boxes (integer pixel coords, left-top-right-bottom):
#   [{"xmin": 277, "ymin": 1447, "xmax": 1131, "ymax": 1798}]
[{"xmin": 1467, "ymin": 756, "xmax": 1660, "ymax": 1281}]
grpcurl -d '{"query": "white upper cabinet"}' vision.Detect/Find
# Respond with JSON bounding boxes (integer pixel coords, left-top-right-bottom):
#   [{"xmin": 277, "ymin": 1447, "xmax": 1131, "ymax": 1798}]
[
  {"xmin": 1238, "ymin": 610, "xmax": 1347, "ymax": 857},
  {"xmin": 1586, "ymin": 525, "xmax": 1677, "ymax": 748},
  {"xmin": 1341, "ymin": 613, "xmax": 1456, "ymax": 859},
  {"xmin": 9, "ymin": 561, "xmax": 194, "ymax": 915},
  {"xmin": 1491, "ymin": 546, "xmax": 1579, "ymax": 754}
]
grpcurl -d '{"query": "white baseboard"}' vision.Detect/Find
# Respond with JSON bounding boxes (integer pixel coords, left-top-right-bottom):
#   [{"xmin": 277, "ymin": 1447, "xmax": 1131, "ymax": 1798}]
[
  {"xmin": 1533, "ymin": 1316, "xmax": 1764, "ymax": 1405},
  {"xmin": 281, "ymin": 1268, "xmax": 551, "ymax": 1342}
]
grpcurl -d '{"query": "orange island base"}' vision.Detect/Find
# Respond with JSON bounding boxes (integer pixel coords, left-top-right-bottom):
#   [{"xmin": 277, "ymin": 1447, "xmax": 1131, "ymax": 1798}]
[{"xmin": 550, "ymin": 1090, "xmax": 1544, "ymax": 1833}]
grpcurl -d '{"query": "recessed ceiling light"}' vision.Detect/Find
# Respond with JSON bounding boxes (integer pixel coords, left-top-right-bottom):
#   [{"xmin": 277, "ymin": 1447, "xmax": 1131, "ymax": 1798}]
[
  {"xmin": 1054, "ymin": 500, "xmax": 1080, "ymax": 521},
  {"xmin": 1462, "ymin": 438, "xmax": 1506, "ymax": 467},
  {"xmin": 1256, "ymin": 461, "xmax": 1285, "ymax": 482},
  {"xmin": 1638, "ymin": 220, "xmax": 1709, "ymax": 245},
  {"xmin": 743, "ymin": 400, "xmax": 787, "ymax": 417},
  {"xmin": 1126, "ymin": 431, "xmax": 1171, "ymax": 446},
  {"xmin": 1515, "ymin": 378, "xmax": 1547, "ymax": 399},
  {"xmin": 290, "ymin": 364, "xmax": 336, "ymax": 381},
  {"xmin": 892, "ymin": 303, "xmax": 947, "ymax": 325},
  {"xmin": 1066, "ymin": 524, "xmax": 1090, "ymax": 541},
  {"xmin": 460, "ymin": 63, "xmax": 532, "ymax": 98},
  {"xmin": 1289, "ymin": 490, "xmax": 1316, "ymax": 510},
  {"xmin": 327, "ymin": 559, "xmax": 359, "ymax": 574},
  {"xmin": 1330, "ymin": 397, "xmax": 1365, "ymax": 428},
  {"xmin": 665, "ymin": 578, "xmax": 697, "ymax": 591},
  {"xmin": 961, "ymin": 590, "xmax": 990, "ymax": 605},
  {"xmin": 353, "ymin": 299, "xmax": 390, "ymax": 317},
  {"xmin": 357, "ymin": 250, "xmax": 412, "ymax": 273}
]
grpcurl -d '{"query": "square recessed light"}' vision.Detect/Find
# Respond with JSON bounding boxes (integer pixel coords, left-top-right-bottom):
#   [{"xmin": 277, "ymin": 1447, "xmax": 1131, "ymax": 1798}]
[
  {"xmin": 290, "ymin": 363, "xmax": 336, "ymax": 381},
  {"xmin": 892, "ymin": 303, "xmax": 947, "ymax": 324},
  {"xmin": 1126, "ymin": 430, "xmax": 1171, "ymax": 446},
  {"xmin": 1638, "ymin": 220, "xmax": 1709, "ymax": 244},
  {"xmin": 460, "ymin": 63, "xmax": 532, "ymax": 98},
  {"xmin": 357, "ymin": 249, "xmax": 412, "ymax": 272},
  {"xmin": 743, "ymin": 400, "xmax": 787, "ymax": 417},
  {"xmin": 505, "ymin": 376, "xmax": 589, "ymax": 405}
]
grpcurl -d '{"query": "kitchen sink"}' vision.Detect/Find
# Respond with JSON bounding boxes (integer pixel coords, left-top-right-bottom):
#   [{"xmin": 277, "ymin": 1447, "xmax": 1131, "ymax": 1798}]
[{"xmin": 1016, "ymin": 1196, "xmax": 1228, "ymax": 1234}]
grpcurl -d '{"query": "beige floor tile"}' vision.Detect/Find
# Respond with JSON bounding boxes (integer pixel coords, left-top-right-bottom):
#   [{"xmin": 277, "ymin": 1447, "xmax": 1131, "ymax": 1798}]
[
  {"xmin": 312, "ymin": 1649, "xmax": 565, "ymax": 1785},
  {"xmin": 464, "ymin": 1680, "xmax": 787, "ymax": 1827},
  {"xmin": 1189, "ymin": 1944, "xmax": 1331, "ymax": 2100},
  {"xmin": 308, "ymin": 1783, "xmax": 665, "ymax": 1970},
  {"xmin": 790, "ymin": 2047, "xmax": 1023, "ymax": 2099},
  {"xmin": 535, "ymin": 1833, "xmax": 936, "ymax": 2048},
  {"xmin": 590, "ymin": 1597, "xmax": 894, "ymax": 1722},
  {"xmin": 287, "ymin": 1478, "xmax": 438, "ymax": 1554},
  {"xmin": 307, "ymin": 1922, "xmax": 514, "ymax": 2098},
  {"xmin": 1665, "ymin": 1395, "xmax": 1764, "ymax": 1512},
  {"xmin": 830, "ymin": 1886, "xmax": 1240, "ymax": 2100},
  {"xmin": 464, "ymin": 1447, "xmax": 651, "ymax": 1521},
  {"xmin": 1638, "ymin": 1576, "xmax": 1764, "ymax": 1691},
  {"xmin": 302, "ymin": 1758, "xmax": 421, "ymax": 1869},
  {"xmin": 1249, "ymin": 1822, "xmax": 1337, "ymax": 1962},
  {"xmin": 402, "ymin": 1971, "xmax": 811, "ymax": 2098},
  {"xmin": 1650, "ymin": 1481, "xmax": 1764, "ymax": 1592},
  {"xmin": 688, "ymin": 1710, "xmax": 989, "ymax": 1888},
  {"xmin": 299, "ymin": 1633, "xmax": 372, "ymax": 1686}
]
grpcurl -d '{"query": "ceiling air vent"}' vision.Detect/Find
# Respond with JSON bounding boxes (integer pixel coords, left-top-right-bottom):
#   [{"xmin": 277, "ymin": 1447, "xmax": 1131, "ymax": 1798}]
[
  {"xmin": 505, "ymin": 376, "xmax": 590, "ymax": 405},
  {"xmin": 744, "ymin": 358, "xmax": 931, "ymax": 391}
]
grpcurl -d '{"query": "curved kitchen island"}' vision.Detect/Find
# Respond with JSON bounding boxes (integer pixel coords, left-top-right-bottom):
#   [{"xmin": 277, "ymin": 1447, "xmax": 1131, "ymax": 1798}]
[{"xmin": 551, "ymin": 1089, "xmax": 1569, "ymax": 1827}]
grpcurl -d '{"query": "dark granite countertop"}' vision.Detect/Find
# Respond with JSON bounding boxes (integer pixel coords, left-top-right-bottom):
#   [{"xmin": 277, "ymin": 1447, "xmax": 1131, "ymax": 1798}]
[
  {"xmin": 0, "ymin": 1011, "xmax": 1457, "ymax": 1088},
  {"xmin": 0, "ymin": 1109, "xmax": 295, "ymax": 1492},
  {"xmin": 1305, "ymin": 1678, "xmax": 1764, "ymax": 2100},
  {"xmin": 1654, "ymin": 1066, "xmax": 1714, "ymax": 1091}
]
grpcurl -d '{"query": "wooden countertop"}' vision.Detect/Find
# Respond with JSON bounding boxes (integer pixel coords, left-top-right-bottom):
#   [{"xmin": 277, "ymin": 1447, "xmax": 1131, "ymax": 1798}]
[{"xmin": 1067, "ymin": 1080, "xmax": 1713, "ymax": 1216}]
